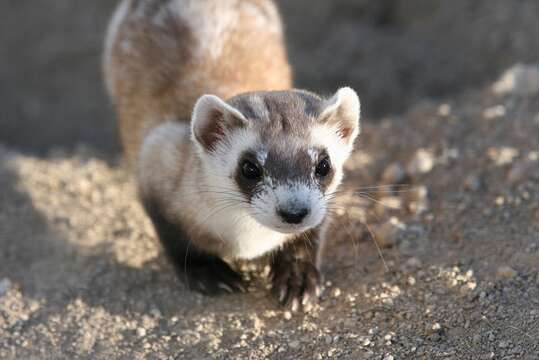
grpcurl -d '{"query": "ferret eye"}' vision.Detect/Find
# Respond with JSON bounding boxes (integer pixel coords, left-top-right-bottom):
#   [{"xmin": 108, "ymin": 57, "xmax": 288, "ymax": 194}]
[
  {"xmin": 241, "ymin": 160, "xmax": 262, "ymax": 180},
  {"xmin": 315, "ymin": 157, "xmax": 331, "ymax": 178}
]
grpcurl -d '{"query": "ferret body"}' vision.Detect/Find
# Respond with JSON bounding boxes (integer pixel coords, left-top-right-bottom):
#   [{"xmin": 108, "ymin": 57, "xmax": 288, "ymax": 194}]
[
  {"xmin": 104, "ymin": 0, "xmax": 361, "ymax": 310},
  {"xmin": 104, "ymin": 0, "xmax": 292, "ymax": 164}
]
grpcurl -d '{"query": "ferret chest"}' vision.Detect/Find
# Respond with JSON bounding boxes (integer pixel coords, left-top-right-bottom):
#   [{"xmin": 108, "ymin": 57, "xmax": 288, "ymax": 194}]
[{"xmin": 203, "ymin": 207, "xmax": 288, "ymax": 260}]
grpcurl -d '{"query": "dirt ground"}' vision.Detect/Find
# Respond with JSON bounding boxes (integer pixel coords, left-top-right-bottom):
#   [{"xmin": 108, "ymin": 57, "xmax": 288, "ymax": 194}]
[{"xmin": 1, "ymin": 68, "xmax": 539, "ymax": 359}]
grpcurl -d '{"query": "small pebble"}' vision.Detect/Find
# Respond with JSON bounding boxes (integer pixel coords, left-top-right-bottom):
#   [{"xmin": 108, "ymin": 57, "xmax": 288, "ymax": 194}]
[
  {"xmin": 438, "ymin": 104, "xmax": 451, "ymax": 117},
  {"xmin": 404, "ymin": 185, "xmax": 429, "ymax": 214},
  {"xmin": 283, "ymin": 311, "xmax": 292, "ymax": 320},
  {"xmin": 464, "ymin": 175, "xmax": 482, "ymax": 191},
  {"xmin": 492, "ymin": 64, "xmax": 539, "ymax": 96},
  {"xmin": 407, "ymin": 149, "xmax": 435, "ymax": 176},
  {"xmin": 136, "ymin": 328, "xmax": 147, "ymax": 337},
  {"xmin": 510, "ymin": 345, "xmax": 523, "ymax": 355},
  {"xmin": 372, "ymin": 217, "xmax": 405, "ymax": 248},
  {"xmin": 327, "ymin": 348, "xmax": 337, "ymax": 357},
  {"xmin": 375, "ymin": 196, "xmax": 402, "ymax": 216},
  {"xmin": 483, "ymin": 105, "xmax": 506, "ymax": 119},
  {"xmin": 360, "ymin": 337, "xmax": 371, "ymax": 346},
  {"xmin": 496, "ymin": 266, "xmax": 517, "ymax": 279},
  {"xmin": 381, "ymin": 162, "xmax": 407, "ymax": 184},
  {"xmin": 507, "ymin": 160, "xmax": 535, "ymax": 184},
  {"xmin": 403, "ymin": 257, "xmax": 423, "ymax": 271},
  {"xmin": 0, "ymin": 278, "xmax": 11, "ymax": 296},
  {"xmin": 487, "ymin": 147, "xmax": 519, "ymax": 166},
  {"xmin": 289, "ymin": 340, "xmax": 300, "ymax": 349}
]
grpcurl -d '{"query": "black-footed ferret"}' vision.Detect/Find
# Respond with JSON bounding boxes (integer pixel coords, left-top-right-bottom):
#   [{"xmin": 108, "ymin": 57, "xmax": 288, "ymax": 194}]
[{"xmin": 104, "ymin": 0, "xmax": 361, "ymax": 311}]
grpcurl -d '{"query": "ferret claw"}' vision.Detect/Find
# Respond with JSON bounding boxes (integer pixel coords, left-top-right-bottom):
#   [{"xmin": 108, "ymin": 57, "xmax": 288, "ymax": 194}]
[
  {"xmin": 182, "ymin": 257, "xmax": 247, "ymax": 296},
  {"xmin": 271, "ymin": 259, "xmax": 321, "ymax": 311}
]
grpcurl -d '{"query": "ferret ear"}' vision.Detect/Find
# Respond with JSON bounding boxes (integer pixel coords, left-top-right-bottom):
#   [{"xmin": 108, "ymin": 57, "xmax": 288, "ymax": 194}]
[
  {"xmin": 317, "ymin": 87, "xmax": 361, "ymax": 146},
  {"xmin": 191, "ymin": 94, "xmax": 248, "ymax": 151}
]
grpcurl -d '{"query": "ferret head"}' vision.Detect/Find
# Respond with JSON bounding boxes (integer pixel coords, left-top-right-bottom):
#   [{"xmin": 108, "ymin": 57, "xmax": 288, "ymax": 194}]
[{"xmin": 191, "ymin": 88, "xmax": 361, "ymax": 234}]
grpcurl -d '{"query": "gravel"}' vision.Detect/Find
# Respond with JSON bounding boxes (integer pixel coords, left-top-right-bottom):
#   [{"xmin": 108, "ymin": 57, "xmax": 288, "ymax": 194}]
[{"xmin": 492, "ymin": 64, "xmax": 539, "ymax": 96}]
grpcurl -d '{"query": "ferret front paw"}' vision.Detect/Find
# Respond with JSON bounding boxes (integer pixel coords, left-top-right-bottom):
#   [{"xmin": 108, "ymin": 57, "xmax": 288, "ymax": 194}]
[
  {"xmin": 270, "ymin": 260, "xmax": 321, "ymax": 312},
  {"xmin": 182, "ymin": 257, "xmax": 247, "ymax": 296}
]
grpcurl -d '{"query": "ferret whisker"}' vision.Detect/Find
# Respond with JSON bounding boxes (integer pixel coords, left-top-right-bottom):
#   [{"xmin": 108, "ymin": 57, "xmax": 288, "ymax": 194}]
[
  {"xmin": 356, "ymin": 193, "xmax": 401, "ymax": 209},
  {"xmin": 192, "ymin": 200, "xmax": 246, "ymax": 214},
  {"xmin": 322, "ymin": 185, "xmax": 414, "ymax": 200},
  {"xmin": 354, "ymin": 184, "xmax": 410, "ymax": 190},
  {"xmin": 340, "ymin": 214, "xmax": 361, "ymax": 262},
  {"xmin": 231, "ymin": 211, "xmax": 256, "ymax": 228},
  {"xmin": 196, "ymin": 202, "xmax": 247, "ymax": 229},
  {"xmin": 181, "ymin": 187, "xmax": 248, "ymax": 200},
  {"xmin": 361, "ymin": 220, "xmax": 389, "ymax": 272},
  {"xmin": 355, "ymin": 189, "xmax": 414, "ymax": 195},
  {"xmin": 301, "ymin": 231, "xmax": 313, "ymax": 252}
]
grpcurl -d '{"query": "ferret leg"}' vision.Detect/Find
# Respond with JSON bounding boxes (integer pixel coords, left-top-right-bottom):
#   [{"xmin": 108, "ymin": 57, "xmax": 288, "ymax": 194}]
[
  {"xmin": 270, "ymin": 228, "xmax": 323, "ymax": 311},
  {"xmin": 143, "ymin": 198, "xmax": 246, "ymax": 295}
]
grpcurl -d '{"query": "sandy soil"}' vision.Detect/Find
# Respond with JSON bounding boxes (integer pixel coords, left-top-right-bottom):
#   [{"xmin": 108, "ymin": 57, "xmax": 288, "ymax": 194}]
[{"xmin": 1, "ymin": 71, "xmax": 538, "ymax": 359}]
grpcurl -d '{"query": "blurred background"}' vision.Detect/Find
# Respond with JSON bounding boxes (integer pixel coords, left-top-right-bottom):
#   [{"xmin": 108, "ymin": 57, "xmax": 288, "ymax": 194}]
[{"xmin": 2, "ymin": 0, "xmax": 539, "ymax": 156}]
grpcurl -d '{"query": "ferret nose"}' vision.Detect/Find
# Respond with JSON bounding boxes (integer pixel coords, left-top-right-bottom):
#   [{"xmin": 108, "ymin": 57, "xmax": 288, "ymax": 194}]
[{"xmin": 277, "ymin": 208, "xmax": 309, "ymax": 224}]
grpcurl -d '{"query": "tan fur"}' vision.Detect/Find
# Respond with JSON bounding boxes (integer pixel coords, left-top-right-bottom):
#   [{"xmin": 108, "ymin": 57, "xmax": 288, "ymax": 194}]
[
  {"xmin": 137, "ymin": 122, "xmax": 232, "ymax": 256},
  {"xmin": 104, "ymin": 0, "xmax": 292, "ymax": 165}
]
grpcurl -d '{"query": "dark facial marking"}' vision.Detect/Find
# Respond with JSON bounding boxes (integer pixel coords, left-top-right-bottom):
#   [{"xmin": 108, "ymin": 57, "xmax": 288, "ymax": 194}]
[
  {"xmin": 314, "ymin": 149, "xmax": 334, "ymax": 192},
  {"xmin": 227, "ymin": 91, "xmax": 338, "ymax": 201},
  {"xmin": 265, "ymin": 145, "xmax": 313, "ymax": 185},
  {"xmin": 241, "ymin": 159, "xmax": 262, "ymax": 180},
  {"xmin": 315, "ymin": 157, "xmax": 330, "ymax": 178},
  {"xmin": 234, "ymin": 151, "xmax": 263, "ymax": 201},
  {"xmin": 234, "ymin": 145, "xmax": 336, "ymax": 202}
]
